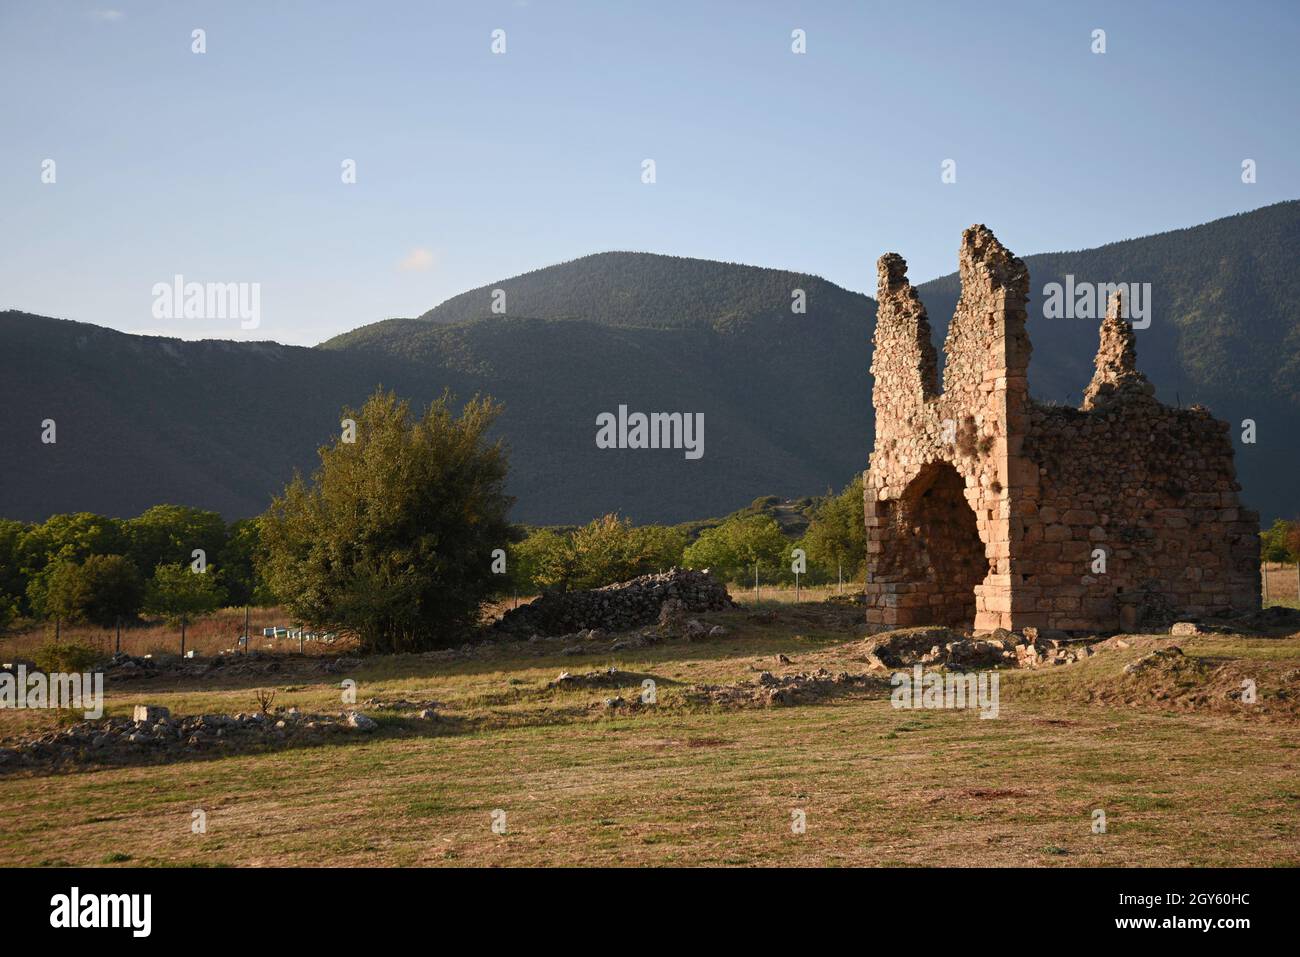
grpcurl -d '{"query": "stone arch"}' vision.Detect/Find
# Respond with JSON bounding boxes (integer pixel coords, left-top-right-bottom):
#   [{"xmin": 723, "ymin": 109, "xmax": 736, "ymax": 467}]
[{"xmin": 878, "ymin": 461, "xmax": 988, "ymax": 629}]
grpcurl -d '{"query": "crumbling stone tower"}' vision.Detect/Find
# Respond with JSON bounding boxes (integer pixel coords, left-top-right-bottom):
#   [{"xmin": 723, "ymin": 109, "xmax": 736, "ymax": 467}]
[{"xmin": 863, "ymin": 225, "xmax": 1260, "ymax": 633}]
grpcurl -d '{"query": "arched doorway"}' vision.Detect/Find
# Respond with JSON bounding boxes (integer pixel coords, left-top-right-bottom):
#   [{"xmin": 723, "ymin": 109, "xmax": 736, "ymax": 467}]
[{"xmin": 892, "ymin": 461, "xmax": 987, "ymax": 628}]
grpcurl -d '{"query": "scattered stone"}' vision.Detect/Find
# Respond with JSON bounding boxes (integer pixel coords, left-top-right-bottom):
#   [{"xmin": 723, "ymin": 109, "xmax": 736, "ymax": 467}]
[
  {"xmin": 687, "ymin": 669, "xmax": 878, "ymax": 708},
  {"xmin": 550, "ymin": 667, "xmax": 620, "ymax": 690},
  {"xmin": 1170, "ymin": 622, "xmax": 1202, "ymax": 636},
  {"xmin": 345, "ymin": 712, "xmax": 378, "ymax": 731},
  {"xmin": 132, "ymin": 704, "xmax": 170, "ymax": 723},
  {"xmin": 863, "ymin": 625, "xmax": 1097, "ymax": 671},
  {"xmin": 1124, "ymin": 646, "xmax": 1191, "ymax": 675},
  {"xmin": 361, "ymin": 696, "xmax": 440, "ymax": 713}
]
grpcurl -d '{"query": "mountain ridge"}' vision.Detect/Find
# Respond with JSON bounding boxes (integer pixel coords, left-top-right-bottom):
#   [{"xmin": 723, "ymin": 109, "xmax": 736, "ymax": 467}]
[{"xmin": 3, "ymin": 201, "xmax": 1297, "ymax": 525}]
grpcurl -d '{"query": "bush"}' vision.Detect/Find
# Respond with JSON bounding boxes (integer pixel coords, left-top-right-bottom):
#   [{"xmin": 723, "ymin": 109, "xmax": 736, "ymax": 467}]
[
  {"xmin": 258, "ymin": 389, "xmax": 514, "ymax": 653},
  {"xmin": 33, "ymin": 640, "xmax": 100, "ymax": 673},
  {"xmin": 507, "ymin": 517, "xmax": 687, "ymax": 593}
]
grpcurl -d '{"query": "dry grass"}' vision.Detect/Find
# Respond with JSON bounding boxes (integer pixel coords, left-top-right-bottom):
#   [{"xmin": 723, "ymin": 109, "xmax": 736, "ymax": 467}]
[
  {"xmin": 1, "ymin": 601, "xmax": 1297, "ymax": 867},
  {"xmin": 729, "ymin": 582, "xmax": 864, "ymax": 606},
  {"xmin": 1263, "ymin": 562, "xmax": 1300, "ymax": 607},
  {"xmin": 0, "ymin": 606, "xmax": 354, "ymax": 661}
]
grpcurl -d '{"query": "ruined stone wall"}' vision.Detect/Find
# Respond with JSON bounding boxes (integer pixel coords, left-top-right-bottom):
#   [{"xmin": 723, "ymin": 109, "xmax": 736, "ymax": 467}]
[
  {"xmin": 1023, "ymin": 399, "xmax": 1259, "ymax": 631},
  {"xmin": 863, "ymin": 226, "xmax": 1259, "ymax": 634}
]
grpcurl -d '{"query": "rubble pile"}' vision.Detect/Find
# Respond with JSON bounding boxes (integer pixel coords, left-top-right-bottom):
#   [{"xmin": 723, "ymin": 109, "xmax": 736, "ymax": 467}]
[
  {"xmin": 686, "ymin": 668, "xmax": 877, "ymax": 708},
  {"xmin": 496, "ymin": 568, "xmax": 735, "ymax": 637},
  {"xmin": 0, "ymin": 704, "xmax": 384, "ymax": 773},
  {"xmin": 863, "ymin": 626, "xmax": 1096, "ymax": 672}
]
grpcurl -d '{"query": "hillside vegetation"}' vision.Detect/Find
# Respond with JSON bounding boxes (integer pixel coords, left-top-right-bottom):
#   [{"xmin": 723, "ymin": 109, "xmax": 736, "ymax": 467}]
[{"xmin": 3, "ymin": 202, "xmax": 1299, "ymax": 525}]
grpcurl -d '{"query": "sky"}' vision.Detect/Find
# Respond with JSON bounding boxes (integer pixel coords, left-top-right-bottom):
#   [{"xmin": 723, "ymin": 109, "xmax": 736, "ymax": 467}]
[{"xmin": 2, "ymin": 0, "xmax": 1298, "ymax": 345}]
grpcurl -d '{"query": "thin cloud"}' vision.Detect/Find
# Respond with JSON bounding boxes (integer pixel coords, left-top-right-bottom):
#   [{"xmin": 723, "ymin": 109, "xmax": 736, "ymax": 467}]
[
  {"xmin": 89, "ymin": 9, "xmax": 125, "ymax": 21},
  {"xmin": 397, "ymin": 247, "xmax": 438, "ymax": 272}
]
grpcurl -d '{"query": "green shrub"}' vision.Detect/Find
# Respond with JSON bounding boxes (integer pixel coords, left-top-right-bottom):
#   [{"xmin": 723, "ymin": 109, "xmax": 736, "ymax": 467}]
[{"xmin": 33, "ymin": 640, "xmax": 101, "ymax": 673}]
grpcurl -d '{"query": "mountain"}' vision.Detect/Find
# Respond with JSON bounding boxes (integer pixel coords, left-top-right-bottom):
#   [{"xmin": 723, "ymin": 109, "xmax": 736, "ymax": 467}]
[
  {"xmin": 2, "ymin": 202, "xmax": 1298, "ymax": 526},
  {"xmin": 405, "ymin": 250, "xmax": 866, "ymax": 331},
  {"xmin": 0, "ymin": 315, "xmax": 403, "ymax": 521},
  {"xmin": 0, "ymin": 254, "xmax": 873, "ymax": 524}
]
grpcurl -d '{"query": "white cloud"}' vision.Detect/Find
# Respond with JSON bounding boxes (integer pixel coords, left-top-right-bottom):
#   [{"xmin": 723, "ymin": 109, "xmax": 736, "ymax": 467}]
[
  {"xmin": 89, "ymin": 9, "xmax": 125, "ymax": 21},
  {"xmin": 397, "ymin": 247, "xmax": 438, "ymax": 272}
]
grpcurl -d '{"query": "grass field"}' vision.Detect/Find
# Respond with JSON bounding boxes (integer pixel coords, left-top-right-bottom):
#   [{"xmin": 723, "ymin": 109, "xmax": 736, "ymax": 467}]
[
  {"xmin": 2, "ymin": 601, "xmax": 1297, "ymax": 868},
  {"xmin": 1263, "ymin": 562, "xmax": 1300, "ymax": 607}
]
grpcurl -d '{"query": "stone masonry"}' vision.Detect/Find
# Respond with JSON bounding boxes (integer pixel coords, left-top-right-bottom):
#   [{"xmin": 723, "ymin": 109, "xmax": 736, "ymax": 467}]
[{"xmin": 863, "ymin": 225, "xmax": 1260, "ymax": 633}]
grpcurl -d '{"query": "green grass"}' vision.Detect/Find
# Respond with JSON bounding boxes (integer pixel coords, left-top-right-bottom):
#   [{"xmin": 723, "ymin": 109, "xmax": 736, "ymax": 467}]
[{"xmin": 1, "ymin": 604, "xmax": 1297, "ymax": 867}]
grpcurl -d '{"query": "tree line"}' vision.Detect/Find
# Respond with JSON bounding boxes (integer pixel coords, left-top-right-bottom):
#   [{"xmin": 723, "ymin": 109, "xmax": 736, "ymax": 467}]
[
  {"xmin": 0, "ymin": 391, "xmax": 869, "ymax": 652},
  {"xmin": 0, "ymin": 505, "xmax": 260, "ymax": 634},
  {"xmin": 18, "ymin": 387, "xmax": 1289, "ymax": 656}
]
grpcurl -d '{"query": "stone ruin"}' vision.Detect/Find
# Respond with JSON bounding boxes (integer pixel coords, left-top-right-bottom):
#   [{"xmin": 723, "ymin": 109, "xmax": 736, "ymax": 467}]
[
  {"xmin": 495, "ymin": 567, "xmax": 735, "ymax": 637},
  {"xmin": 862, "ymin": 225, "xmax": 1260, "ymax": 634}
]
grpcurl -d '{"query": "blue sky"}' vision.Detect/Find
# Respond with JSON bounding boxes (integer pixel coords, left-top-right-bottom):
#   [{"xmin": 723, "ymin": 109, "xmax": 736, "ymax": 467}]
[{"xmin": 2, "ymin": 0, "xmax": 1297, "ymax": 345}]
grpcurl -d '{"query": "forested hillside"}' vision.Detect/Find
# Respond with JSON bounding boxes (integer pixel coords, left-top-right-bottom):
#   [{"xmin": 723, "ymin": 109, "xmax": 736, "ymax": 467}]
[{"xmin": 3, "ymin": 202, "xmax": 1298, "ymax": 525}]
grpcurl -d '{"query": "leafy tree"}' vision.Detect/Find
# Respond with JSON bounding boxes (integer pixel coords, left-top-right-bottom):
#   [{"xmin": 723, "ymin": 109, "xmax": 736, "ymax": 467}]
[
  {"xmin": 801, "ymin": 474, "xmax": 867, "ymax": 586},
  {"xmin": 125, "ymin": 505, "xmax": 227, "ymax": 579},
  {"xmin": 1260, "ymin": 518, "xmax": 1297, "ymax": 563},
  {"xmin": 144, "ymin": 563, "xmax": 226, "ymax": 654},
  {"xmin": 0, "ymin": 518, "xmax": 27, "ymax": 624},
  {"xmin": 508, "ymin": 528, "xmax": 577, "ymax": 593},
  {"xmin": 628, "ymin": 524, "xmax": 688, "ymax": 576},
  {"xmin": 506, "ymin": 517, "xmax": 687, "ymax": 593},
  {"xmin": 82, "ymin": 555, "xmax": 147, "ymax": 626},
  {"xmin": 42, "ymin": 559, "xmax": 93, "ymax": 625},
  {"xmin": 683, "ymin": 513, "xmax": 787, "ymax": 584},
  {"xmin": 42, "ymin": 554, "xmax": 145, "ymax": 627},
  {"xmin": 18, "ymin": 512, "xmax": 127, "ymax": 571},
  {"xmin": 1287, "ymin": 521, "xmax": 1300, "ymax": 565},
  {"xmin": 258, "ymin": 389, "xmax": 514, "ymax": 653},
  {"xmin": 218, "ymin": 517, "xmax": 272, "ymax": 606},
  {"xmin": 566, "ymin": 514, "xmax": 636, "ymax": 590},
  {"xmin": 17, "ymin": 512, "xmax": 127, "ymax": 615}
]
